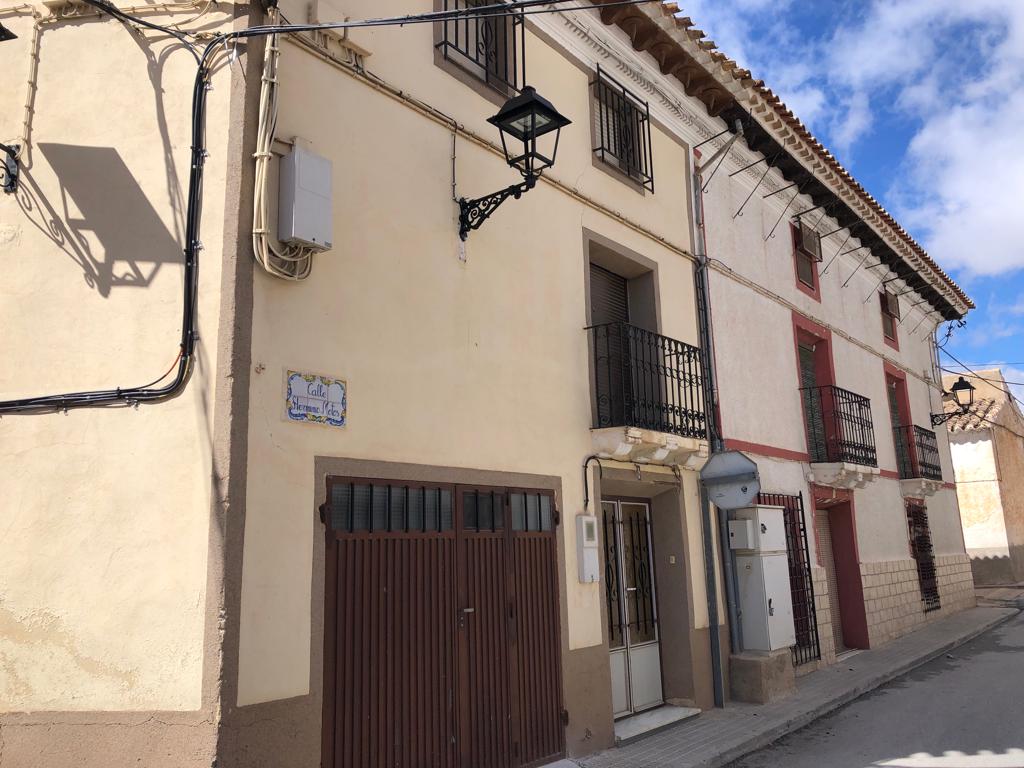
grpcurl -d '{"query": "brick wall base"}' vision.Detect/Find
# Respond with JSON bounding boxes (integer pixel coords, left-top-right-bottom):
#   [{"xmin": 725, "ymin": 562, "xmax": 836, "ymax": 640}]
[
  {"xmin": 859, "ymin": 554, "xmax": 975, "ymax": 648},
  {"xmin": 803, "ymin": 554, "xmax": 976, "ymax": 667}
]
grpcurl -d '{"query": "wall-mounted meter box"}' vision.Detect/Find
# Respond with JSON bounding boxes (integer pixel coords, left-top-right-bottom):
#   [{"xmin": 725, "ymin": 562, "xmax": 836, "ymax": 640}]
[
  {"xmin": 279, "ymin": 145, "xmax": 333, "ymax": 251},
  {"xmin": 729, "ymin": 505, "xmax": 787, "ymax": 553},
  {"xmin": 576, "ymin": 514, "xmax": 600, "ymax": 583}
]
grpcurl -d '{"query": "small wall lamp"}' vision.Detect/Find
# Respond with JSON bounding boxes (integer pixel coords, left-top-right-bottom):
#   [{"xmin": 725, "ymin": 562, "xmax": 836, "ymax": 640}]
[
  {"xmin": 0, "ymin": 143, "xmax": 19, "ymax": 195},
  {"xmin": 458, "ymin": 85, "xmax": 571, "ymax": 241},
  {"xmin": 930, "ymin": 375, "xmax": 975, "ymax": 426}
]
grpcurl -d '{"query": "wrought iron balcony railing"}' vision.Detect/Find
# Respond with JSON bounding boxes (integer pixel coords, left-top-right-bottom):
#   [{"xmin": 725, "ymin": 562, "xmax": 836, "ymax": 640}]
[
  {"xmin": 588, "ymin": 322, "xmax": 706, "ymax": 439},
  {"xmin": 894, "ymin": 424, "xmax": 942, "ymax": 481},
  {"xmin": 436, "ymin": 0, "xmax": 524, "ymax": 96},
  {"xmin": 800, "ymin": 384, "xmax": 877, "ymax": 467}
]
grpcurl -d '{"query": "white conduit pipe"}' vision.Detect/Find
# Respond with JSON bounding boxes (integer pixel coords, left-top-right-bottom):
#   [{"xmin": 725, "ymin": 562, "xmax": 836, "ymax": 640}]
[{"xmin": 252, "ymin": 8, "xmax": 316, "ymax": 281}]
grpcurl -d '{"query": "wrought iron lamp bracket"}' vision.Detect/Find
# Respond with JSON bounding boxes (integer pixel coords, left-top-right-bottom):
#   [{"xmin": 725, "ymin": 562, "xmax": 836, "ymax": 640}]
[
  {"xmin": 458, "ymin": 174, "xmax": 535, "ymax": 241},
  {"xmin": 930, "ymin": 411, "xmax": 959, "ymax": 427},
  {"xmin": 0, "ymin": 142, "xmax": 19, "ymax": 195}
]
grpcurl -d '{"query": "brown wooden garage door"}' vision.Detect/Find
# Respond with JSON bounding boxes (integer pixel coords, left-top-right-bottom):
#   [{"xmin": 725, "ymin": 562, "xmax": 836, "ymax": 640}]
[{"xmin": 322, "ymin": 479, "xmax": 564, "ymax": 768}]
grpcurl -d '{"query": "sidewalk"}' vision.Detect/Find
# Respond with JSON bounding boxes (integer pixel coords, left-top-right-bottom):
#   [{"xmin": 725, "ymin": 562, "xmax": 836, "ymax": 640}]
[{"xmin": 569, "ymin": 605, "xmax": 1018, "ymax": 768}]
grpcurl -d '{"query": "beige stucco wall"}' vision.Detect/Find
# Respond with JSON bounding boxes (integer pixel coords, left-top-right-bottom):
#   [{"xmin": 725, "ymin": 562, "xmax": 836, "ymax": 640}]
[
  {"xmin": 235, "ymin": 2, "xmax": 703, "ymax": 706},
  {"xmin": 0, "ymin": 3, "xmax": 237, "ymax": 711},
  {"xmin": 952, "ymin": 431, "xmax": 1009, "ymax": 556}
]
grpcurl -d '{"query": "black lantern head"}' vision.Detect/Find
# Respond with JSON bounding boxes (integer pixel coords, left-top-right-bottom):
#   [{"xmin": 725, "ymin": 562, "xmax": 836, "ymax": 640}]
[
  {"xmin": 950, "ymin": 376, "xmax": 975, "ymax": 410},
  {"xmin": 488, "ymin": 85, "xmax": 571, "ymax": 178},
  {"xmin": 0, "ymin": 22, "xmax": 17, "ymax": 42}
]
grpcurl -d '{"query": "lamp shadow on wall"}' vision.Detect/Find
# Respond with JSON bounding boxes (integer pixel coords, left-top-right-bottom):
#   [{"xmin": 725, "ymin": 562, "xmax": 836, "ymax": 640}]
[{"xmin": 13, "ymin": 143, "xmax": 181, "ymax": 298}]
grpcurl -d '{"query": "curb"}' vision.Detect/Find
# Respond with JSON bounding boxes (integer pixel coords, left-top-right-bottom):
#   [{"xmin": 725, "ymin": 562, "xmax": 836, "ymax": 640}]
[{"xmin": 700, "ymin": 607, "xmax": 1020, "ymax": 768}]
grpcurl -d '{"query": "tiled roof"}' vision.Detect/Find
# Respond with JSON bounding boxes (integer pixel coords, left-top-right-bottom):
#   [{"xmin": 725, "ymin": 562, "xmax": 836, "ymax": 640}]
[
  {"xmin": 945, "ymin": 398, "xmax": 1003, "ymax": 433},
  {"xmin": 589, "ymin": 0, "xmax": 973, "ymax": 315}
]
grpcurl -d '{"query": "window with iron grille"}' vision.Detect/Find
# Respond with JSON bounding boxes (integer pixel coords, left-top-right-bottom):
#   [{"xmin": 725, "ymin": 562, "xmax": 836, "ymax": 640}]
[
  {"xmin": 906, "ymin": 501, "xmax": 941, "ymax": 612},
  {"xmin": 436, "ymin": 0, "xmax": 524, "ymax": 96},
  {"xmin": 592, "ymin": 65, "xmax": 654, "ymax": 191},
  {"xmin": 758, "ymin": 492, "xmax": 821, "ymax": 666}
]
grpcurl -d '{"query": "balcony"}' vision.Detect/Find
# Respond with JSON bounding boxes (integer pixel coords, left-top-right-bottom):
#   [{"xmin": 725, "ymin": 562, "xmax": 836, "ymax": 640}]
[
  {"xmin": 801, "ymin": 384, "xmax": 879, "ymax": 489},
  {"xmin": 895, "ymin": 424, "xmax": 944, "ymax": 497},
  {"xmin": 587, "ymin": 322, "xmax": 708, "ymax": 466}
]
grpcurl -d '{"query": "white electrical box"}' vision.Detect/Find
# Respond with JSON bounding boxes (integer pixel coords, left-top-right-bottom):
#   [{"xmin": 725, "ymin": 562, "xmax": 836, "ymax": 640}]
[
  {"xmin": 728, "ymin": 519, "xmax": 755, "ymax": 550},
  {"xmin": 576, "ymin": 514, "xmax": 600, "ymax": 583},
  {"xmin": 736, "ymin": 552, "xmax": 796, "ymax": 651},
  {"xmin": 279, "ymin": 145, "xmax": 333, "ymax": 251},
  {"xmin": 731, "ymin": 505, "xmax": 795, "ymax": 651},
  {"xmin": 730, "ymin": 505, "xmax": 787, "ymax": 553}
]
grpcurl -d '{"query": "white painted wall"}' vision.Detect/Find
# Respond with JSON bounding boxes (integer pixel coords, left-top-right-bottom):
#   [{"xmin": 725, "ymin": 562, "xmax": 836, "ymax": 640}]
[{"xmin": 699, "ymin": 92, "xmax": 963, "ymax": 565}]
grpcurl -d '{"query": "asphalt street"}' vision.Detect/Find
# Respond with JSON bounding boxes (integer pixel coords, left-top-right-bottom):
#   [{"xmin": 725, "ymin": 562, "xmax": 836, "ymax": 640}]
[{"xmin": 727, "ymin": 611, "xmax": 1024, "ymax": 768}]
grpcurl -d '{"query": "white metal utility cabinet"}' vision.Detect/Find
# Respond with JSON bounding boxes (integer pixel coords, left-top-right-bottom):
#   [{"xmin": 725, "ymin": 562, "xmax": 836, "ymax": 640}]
[{"xmin": 730, "ymin": 505, "xmax": 796, "ymax": 652}]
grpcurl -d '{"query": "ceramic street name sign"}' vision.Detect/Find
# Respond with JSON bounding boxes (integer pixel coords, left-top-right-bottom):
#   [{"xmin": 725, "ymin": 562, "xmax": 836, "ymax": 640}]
[{"xmin": 286, "ymin": 370, "xmax": 347, "ymax": 428}]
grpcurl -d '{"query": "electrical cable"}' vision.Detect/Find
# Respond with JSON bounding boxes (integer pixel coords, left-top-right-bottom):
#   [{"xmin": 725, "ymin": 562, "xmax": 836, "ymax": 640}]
[
  {"xmin": 79, "ymin": 0, "xmax": 201, "ymax": 63},
  {"xmin": 940, "ymin": 348, "xmax": 1024, "ymax": 399},
  {"xmin": 0, "ymin": 0, "xmax": 659, "ymax": 414},
  {"xmin": 941, "ymin": 366, "xmax": 1024, "ymax": 389},
  {"xmin": 251, "ymin": 7, "xmax": 317, "ymax": 280}
]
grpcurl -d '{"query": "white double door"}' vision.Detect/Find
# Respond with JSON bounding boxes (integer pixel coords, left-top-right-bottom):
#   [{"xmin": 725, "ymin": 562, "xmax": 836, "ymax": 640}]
[{"xmin": 602, "ymin": 500, "xmax": 664, "ymax": 718}]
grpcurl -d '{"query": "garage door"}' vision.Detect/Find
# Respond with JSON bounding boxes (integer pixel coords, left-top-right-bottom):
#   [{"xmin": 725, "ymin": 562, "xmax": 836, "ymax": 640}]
[{"xmin": 322, "ymin": 479, "xmax": 564, "ymax": 768}]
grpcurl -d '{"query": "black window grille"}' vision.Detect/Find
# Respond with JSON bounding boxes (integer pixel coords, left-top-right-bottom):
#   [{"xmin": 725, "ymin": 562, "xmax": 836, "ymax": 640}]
[
  {"xmin": 436, "ymin": 0, "xmax": 524, "ymax": 95},
  {"xmin": 800, "ymin": 384, "xmax": 877, "ymax": 467},
  {"xmin": 758, "ymin": 491, "xmax": 821, "ymax": 666},
  {"xmin": 588, "ymin": 322, "xmax": 706, "ymax": 439},
  {"xmin": 510, "ymin": 491, "xmax": 555, "ymax": 532},
  {"xmin": 327, "ymin": 481, "xmax": 454, "ymax": 534},
  {"xmin": 592, "ymin": 65, "xmax": 654, "ymax": 191},
  {"xmin": 895, "ymin": 424, "xmax": 943, "ymax": 481},
  {"xmin": 906, "ymin": 501, "xmax": 941, "ymax": 612}
]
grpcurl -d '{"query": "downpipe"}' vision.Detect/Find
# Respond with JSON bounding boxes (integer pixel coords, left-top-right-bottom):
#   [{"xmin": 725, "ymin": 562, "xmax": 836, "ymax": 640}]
[{"xmin": 691, "ymin": 150, "xmax": 742, "ymax": 707}]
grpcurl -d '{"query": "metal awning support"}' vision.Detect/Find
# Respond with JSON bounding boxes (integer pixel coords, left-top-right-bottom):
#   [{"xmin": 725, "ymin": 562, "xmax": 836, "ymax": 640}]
[
  {"xmin": 699, "ymin": 120, "xmax": 745, "ymax": 192},
  {"xmin": 732, "ymin": 152, "xmax": 781, "ymax": 218},
  {"xmin": 694, "ymin": 126, "xmax": 732, "ymax": 150},
  {"xmin": 792, "ymin": 204, "xmax": 824, "ymax": 219},
  {"xmin": 765, "ymin": 182, "xmax": 804, "ymax": 241},
  {"xmin": 899, "ymin": 297, "xmax": 930, "ymax": 324},
  {"xmin": 863, "ymin": 269, "xmax": 896, "ymax": 302},
  {"xmin": 841, "ymin": 246, "xmax": 875, "ymax": 288},
  {"xmin": 762, "ymin": 181, "xmax": 797, "ymax": 199},
  {"xmin": 729, "ymin": 155, "xmax": 768, "ymax": 177},
  {"xmin": 819, "ymin": 231, "xmax": 852, "ymax": 276}
]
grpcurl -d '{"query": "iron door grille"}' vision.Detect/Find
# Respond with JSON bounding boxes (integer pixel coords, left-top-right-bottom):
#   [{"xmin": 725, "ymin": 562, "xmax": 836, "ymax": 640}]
[
  {"xmin": 757, "ymin": 492, "xmax": 821, "ymax": 666},
  {"xmin": 906, "ymin": 501, "xmax": 941, "ymax": 612},
  {"xmin": 592, "ymin": 64, "xmax": 654, "ymax": 191},
  {"xmin": 437, "ymin": 0, "xmax": 524, "ymax": 95}
]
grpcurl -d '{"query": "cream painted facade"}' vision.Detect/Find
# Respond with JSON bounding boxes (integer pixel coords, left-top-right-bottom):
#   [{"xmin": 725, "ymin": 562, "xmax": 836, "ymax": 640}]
[
  {"xmin": 0, "ymin": 1, "xmax": 977, "ymax": 766},
  {"xmin": 0, "ymin": 0, "xmax": 242, "ymax": 720}
]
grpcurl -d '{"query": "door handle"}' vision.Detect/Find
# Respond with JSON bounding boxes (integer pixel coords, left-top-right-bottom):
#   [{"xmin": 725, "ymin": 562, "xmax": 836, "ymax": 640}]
[
  {"xmin": 457, "ymin": 606, "xmax": 475, "ymax": 629},
  {"xmin": 461, "ymin": 607, "xmax": 476, "ymax": 613},
  {"xmin": 625, "ymin": 587, "xmax": 638, "ymax": 593}
]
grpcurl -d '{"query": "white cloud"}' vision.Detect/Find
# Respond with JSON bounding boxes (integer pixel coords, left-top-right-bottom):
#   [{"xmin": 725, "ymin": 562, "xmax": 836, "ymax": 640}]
[{"xmin": 673, "ymin": 0, "xmax": 1024, "ymax": 277}]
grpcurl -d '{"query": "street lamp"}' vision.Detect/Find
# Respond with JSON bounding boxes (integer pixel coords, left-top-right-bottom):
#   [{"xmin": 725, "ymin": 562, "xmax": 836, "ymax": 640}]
[
  {"xmin": 931, "ymin": 375, "xmax": 976, "ymax": 427},
  {"xmin": 0, "ymin": 142, "xmax": 18, "ymax": 195},
  {"xmin": 458, "ymin": 85, "xmax": 571, "ymax": 241}
]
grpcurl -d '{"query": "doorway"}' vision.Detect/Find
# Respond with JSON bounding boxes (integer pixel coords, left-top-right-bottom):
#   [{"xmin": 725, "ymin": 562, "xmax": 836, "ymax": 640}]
[
  {"xmin": 602, "ymin": 499, "xmax": 663, "ymax": 718},
  {"xmin": 321, "ymin": 479, "xmax": 565, "ymax": 768},
  {"xmin": 812, "ymin": 492, "xmax": 869, "ymax": 652}
]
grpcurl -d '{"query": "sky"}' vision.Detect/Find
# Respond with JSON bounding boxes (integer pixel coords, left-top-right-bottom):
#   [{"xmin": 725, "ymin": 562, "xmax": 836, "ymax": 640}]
[{"xmin": 673, "ymin": 0, "xmax": 1024, "ymax": 402}]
